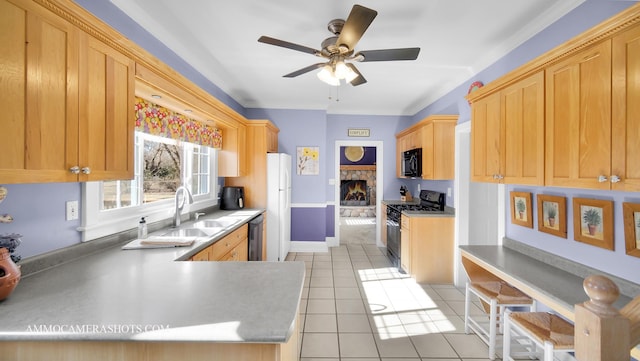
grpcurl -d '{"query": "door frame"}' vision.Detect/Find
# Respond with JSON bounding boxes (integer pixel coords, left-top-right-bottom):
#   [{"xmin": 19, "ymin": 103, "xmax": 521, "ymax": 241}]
[{"xmin": 333, "ymin": 140, "xmax": 384, "ymax": 247}]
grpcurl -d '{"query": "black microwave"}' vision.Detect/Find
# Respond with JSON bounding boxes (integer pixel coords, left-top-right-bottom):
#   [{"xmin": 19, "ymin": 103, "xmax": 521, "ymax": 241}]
[{"xmin": 402, "ymin": 148, "xmax": 422, "ymax": 178}]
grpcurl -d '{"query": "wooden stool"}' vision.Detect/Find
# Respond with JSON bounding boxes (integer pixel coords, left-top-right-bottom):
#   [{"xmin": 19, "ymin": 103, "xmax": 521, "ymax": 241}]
[
  {"xmin": 503, "ymin": 310, "xmax": 575, "ymax": 361},
  {"xmin": 465, "ymin": 281, "xmax": 535, "ymax": 360}
]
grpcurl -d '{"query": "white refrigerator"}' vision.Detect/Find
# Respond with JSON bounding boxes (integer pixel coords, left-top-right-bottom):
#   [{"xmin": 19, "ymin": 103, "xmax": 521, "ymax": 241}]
[{"xmin": 266, "ymin": 153, "xmax": 292, "ymax": 261}]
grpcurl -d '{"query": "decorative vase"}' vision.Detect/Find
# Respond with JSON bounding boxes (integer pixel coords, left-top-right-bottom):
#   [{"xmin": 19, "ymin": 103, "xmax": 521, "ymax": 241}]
[{"xmin": 0, "ymin": 247, "xmax": 21, "ymax": 301}]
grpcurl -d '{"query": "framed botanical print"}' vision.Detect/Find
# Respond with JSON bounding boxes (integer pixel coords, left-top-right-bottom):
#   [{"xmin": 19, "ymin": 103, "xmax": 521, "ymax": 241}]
[
  {"xmin": 623, "ymin": 202, "xmax": 640, "ymax": 258},
  {"xmin": 537, "ymin": 194, "xmax": 567, "ymax": 238},
  {"xmin": 510, "ymin": 191, "xmax": 533, "ymax": 228},
  {"xmin": 572, "ymin": 198, "xmax": 614, "ymax": 250}
]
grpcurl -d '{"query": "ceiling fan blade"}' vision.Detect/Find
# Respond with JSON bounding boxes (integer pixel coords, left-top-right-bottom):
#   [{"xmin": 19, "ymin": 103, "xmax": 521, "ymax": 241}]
[
  {"xmin": 336, "ymin": 5, "xmax": 378, "ymax": 51},
  {"xmin": 346, "ymin": 63, "xmax": 367, "ymax": 86},
  {"xmin": 258, "ymin": 36, "xmax": 320, "ymax": 56},
  {"xmin": 283, "ymin": 63, "xmax": 326, "ymax": 78},
  {"xmin": 356, "ymin": 48, "xmax": 421, "ymax": 62}
]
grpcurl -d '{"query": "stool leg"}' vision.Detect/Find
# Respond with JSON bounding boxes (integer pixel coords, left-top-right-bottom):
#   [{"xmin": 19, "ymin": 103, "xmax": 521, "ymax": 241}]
[
  {"xmin": 464, "ymin": 282, "xmax": 471, "ymax": 334},
  {"xmin": 543, "ymin": 340, "xmax": 553, "ymax": 361},
  {"xmin": 503, "ymin": 309, "xmax": 512, "ymax": 361},
  {"xmin": 489, "ymin": 297, "xmax": 497, "ymax": 360}
]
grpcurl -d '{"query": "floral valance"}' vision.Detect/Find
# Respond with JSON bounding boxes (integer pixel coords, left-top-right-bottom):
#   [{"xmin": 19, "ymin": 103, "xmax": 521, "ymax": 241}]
[{"xmin": 134, "ymin": 97, "xmax": 222, "ymax": 149}]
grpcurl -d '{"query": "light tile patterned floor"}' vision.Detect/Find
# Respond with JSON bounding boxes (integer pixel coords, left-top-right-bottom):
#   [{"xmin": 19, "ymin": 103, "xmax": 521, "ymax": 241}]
[{"xmin": 286, "ymin": 217, "xmax": 494, "ymax": 361}]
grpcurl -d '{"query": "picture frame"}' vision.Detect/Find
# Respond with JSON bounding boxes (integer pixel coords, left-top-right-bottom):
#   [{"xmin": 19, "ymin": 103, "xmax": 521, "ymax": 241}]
[
  {"xmin": 536, "ymin": 194, "xmax": 567, "ymax": 238},
  {"xmin": 572, "ymin": 198, "xmax": 614, "ymax": 250},
  {"xmin": 296, "ymin": 146, "xmax": 319, "ymax": 175},
  {"xmin": 510, "ymin": 191, "xmax": 533, "ymax": 228},
  {"xmin": 622, "ymin": 202, "xmax": 640, "ymax": 258}
]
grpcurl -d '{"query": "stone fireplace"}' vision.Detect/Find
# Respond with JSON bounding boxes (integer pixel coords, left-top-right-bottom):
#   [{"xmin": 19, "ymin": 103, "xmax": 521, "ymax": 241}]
[{"xmin": 339, "ymin": 165, "xmax": 376, "ymax": 217}]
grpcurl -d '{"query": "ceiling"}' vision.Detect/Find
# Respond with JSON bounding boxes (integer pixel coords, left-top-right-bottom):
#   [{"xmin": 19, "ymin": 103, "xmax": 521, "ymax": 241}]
[{"xmin": 111, "ymin": 0, "xmax": 586, "ymax": 116}]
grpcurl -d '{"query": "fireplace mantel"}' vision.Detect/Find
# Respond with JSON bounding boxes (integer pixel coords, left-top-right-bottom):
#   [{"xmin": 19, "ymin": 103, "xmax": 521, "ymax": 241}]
[{"xmin": 340, "ymin": 165, "xmax": 376, "ymax": 171}]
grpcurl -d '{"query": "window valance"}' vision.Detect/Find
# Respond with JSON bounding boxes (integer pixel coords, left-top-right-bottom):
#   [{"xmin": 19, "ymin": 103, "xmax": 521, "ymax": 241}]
[{"xmin": 134, "ymin": 97, "xmax": 222, "ymax": 149}]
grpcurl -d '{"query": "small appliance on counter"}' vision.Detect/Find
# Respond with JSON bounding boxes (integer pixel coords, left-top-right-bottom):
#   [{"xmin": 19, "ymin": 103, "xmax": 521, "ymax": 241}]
[{"xmin": 220, "ymin": 186, "xmax": 245, "ymax": 210}]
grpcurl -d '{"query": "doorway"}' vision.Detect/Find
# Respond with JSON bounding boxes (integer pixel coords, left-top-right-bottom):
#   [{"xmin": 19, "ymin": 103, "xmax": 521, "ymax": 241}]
[
  {"xmin": 454, "ymin": 122, "xmax": 504, "ymax": 287},
  {"xmin": 334, "ymin": 140, "xmax": 384, "ymax": 248}
]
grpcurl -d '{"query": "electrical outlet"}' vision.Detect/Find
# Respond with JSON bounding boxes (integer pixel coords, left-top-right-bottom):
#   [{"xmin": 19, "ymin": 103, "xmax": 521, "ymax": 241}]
[
  {"xmin": 66, "ymin": 201, "xmax": 79, "ymax": 221},
  {"xmin": 447, "ymin": 187, "xmax": 452, "ymax": 197}
]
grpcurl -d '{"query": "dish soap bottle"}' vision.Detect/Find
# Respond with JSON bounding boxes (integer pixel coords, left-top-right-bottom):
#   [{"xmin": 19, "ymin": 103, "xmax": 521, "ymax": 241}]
[{"xmin": 138, "ymin": 217, "xmax": 147, "ymax": 239}]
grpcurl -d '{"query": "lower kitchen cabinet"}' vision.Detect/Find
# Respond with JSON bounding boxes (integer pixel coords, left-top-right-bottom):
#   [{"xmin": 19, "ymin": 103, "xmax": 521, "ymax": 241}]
[
  {"xmin": 191, "ymin": 224, "xmax": 248, "ymax": 261},
  {"xmin": 401, "ymin": 215, "xmax": 454, "ymax": 284}
]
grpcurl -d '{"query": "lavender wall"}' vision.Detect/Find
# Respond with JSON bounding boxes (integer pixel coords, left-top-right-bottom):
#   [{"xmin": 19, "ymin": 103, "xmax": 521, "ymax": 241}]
[{"xmin": 0, "ymin": 184, "xmax": 81, "ymax": 259}]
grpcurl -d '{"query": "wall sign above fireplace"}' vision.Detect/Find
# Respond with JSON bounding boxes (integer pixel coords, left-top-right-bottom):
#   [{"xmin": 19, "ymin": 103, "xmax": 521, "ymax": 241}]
[{"xmin": 347, "ymin": 128, "xmax": 370, "ymax": 137}]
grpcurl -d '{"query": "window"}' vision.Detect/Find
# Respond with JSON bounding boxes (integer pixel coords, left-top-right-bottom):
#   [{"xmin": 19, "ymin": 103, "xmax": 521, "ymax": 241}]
[{"xmin": 81, "ymin": 132, "xmax": 218, "ymax": 242}]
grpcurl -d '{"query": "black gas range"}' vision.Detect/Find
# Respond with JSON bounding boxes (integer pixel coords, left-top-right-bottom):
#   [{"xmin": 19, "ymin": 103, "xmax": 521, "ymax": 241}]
[{"xmin": 386, "ymin": 190, "xmax": 446, "ymax": 270}]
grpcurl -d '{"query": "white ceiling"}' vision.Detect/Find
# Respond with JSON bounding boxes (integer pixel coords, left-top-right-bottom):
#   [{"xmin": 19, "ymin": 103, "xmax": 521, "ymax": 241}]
[{"xmin": 111, "ymin": 0, "xmax": 585, "ymax": 116}]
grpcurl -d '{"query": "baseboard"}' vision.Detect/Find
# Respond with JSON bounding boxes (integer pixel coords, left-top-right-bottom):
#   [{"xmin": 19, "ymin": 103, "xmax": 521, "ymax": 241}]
[
  {"xmin": 325, "ymin": 237, "xmax": 338, "ymax": 248},
  {"xmin": 289, "ymin": 241, "xmax": 329, "ymax": 253}
]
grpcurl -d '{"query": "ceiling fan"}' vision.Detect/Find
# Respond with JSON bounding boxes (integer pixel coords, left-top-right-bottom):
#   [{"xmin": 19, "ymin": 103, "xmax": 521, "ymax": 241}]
[{"xmin": 258, "ymin": 4, "xmax": 420, "ymax": 86}]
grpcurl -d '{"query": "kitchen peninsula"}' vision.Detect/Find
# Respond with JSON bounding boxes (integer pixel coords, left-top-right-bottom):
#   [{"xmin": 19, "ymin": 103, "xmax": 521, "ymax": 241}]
[{"xmin": 0, "ymin": 210, "xmax": 304, "ymax": 361}]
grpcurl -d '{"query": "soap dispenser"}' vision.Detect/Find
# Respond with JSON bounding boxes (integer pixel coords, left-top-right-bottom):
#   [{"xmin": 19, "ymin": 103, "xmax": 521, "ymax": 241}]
[{"xmin": 138, "ymin": 217, "xmax": 147, "ymax": 239}]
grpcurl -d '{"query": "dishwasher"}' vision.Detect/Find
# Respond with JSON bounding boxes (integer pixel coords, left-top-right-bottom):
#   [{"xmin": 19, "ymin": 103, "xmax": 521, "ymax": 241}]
[{"xmin": 248, "ymin": 214, "xmax": 264, "ymax": 261}]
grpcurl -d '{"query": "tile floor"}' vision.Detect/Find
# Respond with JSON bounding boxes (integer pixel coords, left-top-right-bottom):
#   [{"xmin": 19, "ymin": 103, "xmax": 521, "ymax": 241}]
[{"xmin": 285, "ymin": 217, "xmax": 494, "ymax": 361}]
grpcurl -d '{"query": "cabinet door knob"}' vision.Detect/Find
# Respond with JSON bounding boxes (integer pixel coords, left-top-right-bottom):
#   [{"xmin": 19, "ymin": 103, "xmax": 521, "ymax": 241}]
[
  {"xmin": 69, "ymin": 166, "xmax": 80, "ymax": 175},
  {"xmin": 610, "ymin": 175, "xmax": 621, "ymax": 183},
  {"xmin": 81, "ymin": 167, "xmax": 91, "ymax": 175},
  {"xmin": 597, "ymin": 175, "xmax": 608, "ymax": 183},
  {"xmin": 497, "ymin": 174, "xmax": 504, "ymax": 180},
  {"xmin": 493, "ymin": 174, "xmax": 499, "ymax": 180}
]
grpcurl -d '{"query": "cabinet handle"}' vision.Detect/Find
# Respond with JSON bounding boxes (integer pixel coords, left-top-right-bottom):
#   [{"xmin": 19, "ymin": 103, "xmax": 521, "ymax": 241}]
[
  {"xmin": 226, "ymin": 242, "xmax": 230, "ymax": 247},
  {"xmin": 70, "ymin": 166, "xmax": 80, "ymax": 175},
  {"xmin": 497, "ymin": 174, "xmax": 504, "ymax": 180},
  {"xmin": 610, "ymin": 175, "xmax": 621, "ymax": 183},
  {"xmin": 81, "ymin": 167, "xmax": 91, "ymax": 175},
  {"xmin": 597, "ymin": 175, "xmax": 608, "ymax": 183},
  {"xmin": 493, "ymin": 174, "xmax": 499, "ymax": 180}
]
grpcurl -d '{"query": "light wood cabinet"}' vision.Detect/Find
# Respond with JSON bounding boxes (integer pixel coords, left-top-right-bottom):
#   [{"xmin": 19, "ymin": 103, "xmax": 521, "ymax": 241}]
[
  {"xmin": 421, "ymin": 116, "xmax": 457, "ymax": 180},
  {"xmin": 191, "ymin": 224, "xmax": 249, "ymax": 262},
  {"xmin": 0, "ymin": 0, "xmax": 134, "ymax": 183},
  {"xmin": 611, "ymin": 24, "xmax": 640, "ymax": 191},
  {"xmin": 218, "ymin": 124, "xmax": 247, "ymax": 177},
  {"xmin": 78, "ymin": 32, "xmax": 135, "ymax": 181},
  {"xmin": 396, "ymin": 115, "xmax": 457, "ymax": 179},
  {"xmin": 0, "ymin": 0, "xmax": 79, "ymax": 183},
  {"xmin": 381, "ymin": 204, "xmax": 387, "ymax": 247},
  {"xmin": 400, "ymin": 216, "xmax": 411, "ymax": 274},
  {"xmin": 471, "ymin": 71, "xmax": 544, "ymax": 184},
  {"xmin": 545, "ymin": 41, "xmax": 612, "ymax": 189},
  {"xmin": 225, "ymin": 120, "xmax": 280, "ymax": 209},
  {"xmin": 401, "ymin": 215, "xmax": 454, "ymax": 284}
]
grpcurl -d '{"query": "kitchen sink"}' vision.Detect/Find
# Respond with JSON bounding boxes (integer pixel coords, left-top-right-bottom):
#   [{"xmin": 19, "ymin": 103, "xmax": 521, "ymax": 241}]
[
  {"xmin": 193, "ymin": 219, "xmax": 238, "ymax": 228},
  {"xmin": 162, "ymin": 228, "xmax": 210, "ymax": 238}
]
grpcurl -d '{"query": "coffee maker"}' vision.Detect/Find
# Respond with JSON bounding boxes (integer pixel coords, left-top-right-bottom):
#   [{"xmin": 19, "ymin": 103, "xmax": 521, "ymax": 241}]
[{"xmin": 220, "ymin": 186, "xmax": 244, "ymax": 210}]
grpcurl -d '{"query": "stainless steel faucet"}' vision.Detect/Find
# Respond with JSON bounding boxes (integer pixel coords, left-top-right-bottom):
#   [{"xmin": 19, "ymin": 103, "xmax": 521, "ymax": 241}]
[{"xmin": 173, "ymin": 186, "xmax": 194, "ymax": 227}]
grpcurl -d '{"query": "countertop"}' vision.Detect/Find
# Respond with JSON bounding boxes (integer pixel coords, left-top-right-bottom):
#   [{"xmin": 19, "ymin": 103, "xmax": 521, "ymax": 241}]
[
  {"xmin": 0, "ymin": 209, "xmax": 305, "ymax": 343},
  {"xmin": 460, "ymin": 245, "xmax": 635, "ymax": 315}
]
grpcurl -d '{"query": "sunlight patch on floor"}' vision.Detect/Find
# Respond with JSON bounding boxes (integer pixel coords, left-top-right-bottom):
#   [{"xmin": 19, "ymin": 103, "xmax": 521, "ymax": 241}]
[
  {"xmin": 342, "ymin": 217, "xmax": 376, "ymax": 226},
  {"xmin": 357, "ymin": 267, "xmax": 459, "ymax": 339}
]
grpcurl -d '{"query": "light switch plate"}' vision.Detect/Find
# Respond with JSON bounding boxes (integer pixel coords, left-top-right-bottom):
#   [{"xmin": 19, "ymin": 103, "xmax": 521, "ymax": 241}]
[{"xmin": 66, "ymin": 200, "xmax": 79, "ymax": 221}]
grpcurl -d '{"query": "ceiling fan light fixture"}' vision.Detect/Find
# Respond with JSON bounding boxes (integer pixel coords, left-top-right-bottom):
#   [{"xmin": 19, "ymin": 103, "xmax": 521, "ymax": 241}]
[
  {"xmin": 334, "ymin": 61, "xmax": 350, "ymax": 79},
  {"xmin": 317, "ymin": 65, "xmax": 339, "ymax": 86}
]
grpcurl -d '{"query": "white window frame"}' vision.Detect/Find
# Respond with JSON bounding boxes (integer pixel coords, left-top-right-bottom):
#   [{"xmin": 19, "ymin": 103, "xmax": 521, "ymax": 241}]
[{"xmin": 80, "ymin": 132, "xmax": 218, "ymax": 242}]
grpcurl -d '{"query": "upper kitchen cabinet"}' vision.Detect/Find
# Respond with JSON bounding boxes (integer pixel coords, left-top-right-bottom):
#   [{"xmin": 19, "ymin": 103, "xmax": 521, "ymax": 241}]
[
  {"xmin": 0, "ymin": 0, "xmax": 135, "ymax": 183},
  {"xmin": 396, "ymin": 115, "xmax": 457, "ymax": 180},
  {"xmin": 225, "ymin": 120, "xmax": 280, "ymax": 208},
  {"xmin": 471, "ymin": 71, "xmax": 544, "ymax": 185},
  {"xmin": 421, "ymin": 115, "xmax": 457, "ymax": 180},
  {"xmin": 78, "ymin": 33, "xmax": 135, "ymax": 181},
  {"xmin": 545, "ymin": 40, "xmax": 612, "ymax": 190},
  {"xmin": 218, "ymin": 124, "xmax": 247, "ymax": 177},
  {"xmin": 0, "ymin": 0, "xmax": 80, "ymax": 183},
  {"xmin": 611, "ymin": 24, "xmax": 640, "ymax": 192}
]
